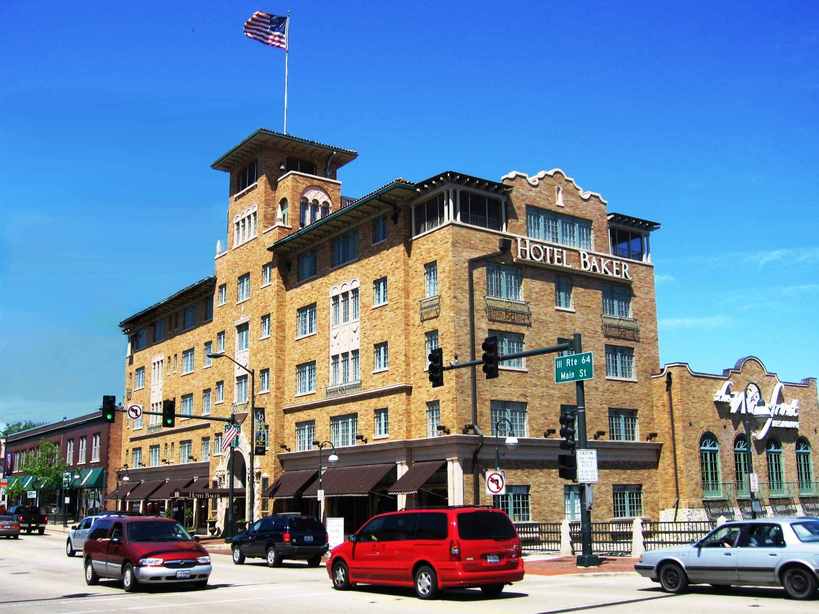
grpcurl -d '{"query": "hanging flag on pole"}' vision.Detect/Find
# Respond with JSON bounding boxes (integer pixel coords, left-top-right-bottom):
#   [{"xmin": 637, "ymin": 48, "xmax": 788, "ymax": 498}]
[
  {"xmin": 222, "ymin": 423, "xmax": 241, "ymax": 454},
  {"xmin": 243, "ymin": 10, "xmax": 290, "ymax": 133}
]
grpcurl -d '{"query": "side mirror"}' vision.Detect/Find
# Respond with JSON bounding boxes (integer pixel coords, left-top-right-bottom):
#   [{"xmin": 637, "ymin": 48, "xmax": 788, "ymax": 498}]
[
  {"xmin": 71, "ymin": 525, "xmax": 79, "ymax": 531},
  {"xmin": 348, "ymin": 534, "xmax": 358, "ymax": 543}
]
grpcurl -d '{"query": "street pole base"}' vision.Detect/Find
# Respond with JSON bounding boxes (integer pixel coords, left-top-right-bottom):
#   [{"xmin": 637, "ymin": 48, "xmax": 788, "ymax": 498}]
[{"xmin": 576, "ymin": 554, "xmax": 603, "ymax": 567}]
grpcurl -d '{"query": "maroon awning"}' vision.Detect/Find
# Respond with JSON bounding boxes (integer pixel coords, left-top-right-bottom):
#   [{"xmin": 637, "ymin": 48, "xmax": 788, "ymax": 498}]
[
  {"xmin": 125, "ymin": 480, "xmax": 164, "ymax": 500},
  {"xmin": 149, "ymin": 479, "xmax": 192, "ymax": 501},
  {"xmin": 268, "ymin": 469, "xmax": 317, "ymax": 499},
  {"xmin": 302, "ymin": 464, "xmax": 394, "ymax": 498},
  {"xmin": 388, "ymin": 461, "xmax": 445, "ymax": 495}
]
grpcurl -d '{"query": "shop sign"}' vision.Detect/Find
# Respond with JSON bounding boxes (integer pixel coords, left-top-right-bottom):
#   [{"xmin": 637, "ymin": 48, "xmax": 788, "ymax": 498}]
[
  {"xmin": 714, "ymin": 381, "xmax": 799, "ymax": 440},
  {"xmin": 27, "ymin": 490, "xmax": 36, "ymax": 499},
  {"xmin": 516, "ymin": 237, "xmax": 632, "ymax": 280}
]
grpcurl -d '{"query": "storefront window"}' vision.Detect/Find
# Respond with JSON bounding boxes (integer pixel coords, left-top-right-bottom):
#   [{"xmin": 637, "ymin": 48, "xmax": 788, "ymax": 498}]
[
  {"xmin": 700, "ymin": 433, "xmax": 722, "ymax": 498},
  {"xmin": 613, "ymin": 485, "xmax": 642, "ymax": 518},
  {"xmin": 796, "ymin": 439, "xmax": 814, "ymax": 495},
  {"xmin": 766, "ymin": 439, "xmax": 785, "ymax": 496},
  {"xmin": 734, "ymin": 435, "xmax": 753, "ymax": 497}
]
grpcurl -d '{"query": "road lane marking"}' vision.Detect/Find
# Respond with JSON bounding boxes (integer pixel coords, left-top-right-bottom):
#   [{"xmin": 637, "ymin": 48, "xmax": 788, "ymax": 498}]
[{"xmin": 61, "ymin": 593, "xmax": 330, "ymax": 614}]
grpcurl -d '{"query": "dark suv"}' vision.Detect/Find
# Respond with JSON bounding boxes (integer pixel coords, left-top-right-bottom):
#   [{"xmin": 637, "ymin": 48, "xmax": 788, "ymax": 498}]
[{"xmin": 231, "ymin": 514, "xmax": 328, "ymax": 567}]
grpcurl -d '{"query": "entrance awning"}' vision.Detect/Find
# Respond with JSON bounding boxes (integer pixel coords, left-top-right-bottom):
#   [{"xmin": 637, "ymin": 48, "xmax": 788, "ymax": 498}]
[
  {"xmin": 74, "ymin": 468, "xmax": 105, "ymax": 489},
  {"xmin": 388, "ymin": 461, "xmax": 445, "ymax": 495},
  {"xmin": 205, "ymin": 488, "xmax": 246, "ymax": 498},
  {"xmin": 302, "ymin": 464, "xmax": 394, "ymax": 498},
  {"xmin": 184, "ymin": 478, "xmax": 209, "ymax": 498},
  {"xmin": 19, "ymin": 475, "xmax": 35, "ymax": 489},
  {"xmin": 268, "ymin": 469, "xmax": 317, "ymax": 499},
  {"xmin": 149, "ymin": 479, "xmax": 192, "ymax": 501},
  {"xmin": 125, "ymin": 480, "xmax": 164, "ymax": 500},
  {"xmin": 6, "ymin": 476, "xmax": 20, "ymax": 489},
  {"xmin": 106, "ymin": 483, "xmax": 128, "ymax": 499}
]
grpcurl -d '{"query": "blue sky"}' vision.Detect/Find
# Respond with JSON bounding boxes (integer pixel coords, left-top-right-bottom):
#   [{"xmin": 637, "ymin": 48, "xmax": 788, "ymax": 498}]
[{"xmin": 1, "ymin": 1, "xmax": 818, "ymax": 426}]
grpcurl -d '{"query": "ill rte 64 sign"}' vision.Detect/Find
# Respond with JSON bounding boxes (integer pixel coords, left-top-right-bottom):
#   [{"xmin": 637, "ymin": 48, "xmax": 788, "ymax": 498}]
[
  {"xmin": 555, "ymin": 352, "xmax": 594, "ymax": 384},
  {"xmin": 484, "ymin": 470, "xmax": 506, "ymax": 496}
]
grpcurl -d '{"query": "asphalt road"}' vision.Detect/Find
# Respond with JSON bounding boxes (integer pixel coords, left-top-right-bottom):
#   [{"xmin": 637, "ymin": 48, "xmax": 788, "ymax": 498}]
[{"xmin": 0, "ymin": 531, "xmax": 815, "ymax": 613}]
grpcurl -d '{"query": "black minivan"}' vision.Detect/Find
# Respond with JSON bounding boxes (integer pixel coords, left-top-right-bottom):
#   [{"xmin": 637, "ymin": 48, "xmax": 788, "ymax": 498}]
[{"xmin": 231, "ymin": 514, "xmax": 328, "ymax": 567}]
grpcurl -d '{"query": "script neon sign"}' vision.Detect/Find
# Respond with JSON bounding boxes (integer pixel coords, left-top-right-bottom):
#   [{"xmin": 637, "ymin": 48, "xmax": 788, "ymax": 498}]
[{"xmin": 714, "ymin": 381, "xmax": 800, "ymax": 440}]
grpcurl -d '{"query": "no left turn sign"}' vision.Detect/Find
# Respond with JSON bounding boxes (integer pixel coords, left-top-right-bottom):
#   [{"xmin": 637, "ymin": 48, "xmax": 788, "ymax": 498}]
[
  {"xmin": 127, "ymin": 404, "xmax": 143, "ymax": 420},
  {"xmin": 484, "ymin": 470, "xmax": 506, "ymax": 496}
]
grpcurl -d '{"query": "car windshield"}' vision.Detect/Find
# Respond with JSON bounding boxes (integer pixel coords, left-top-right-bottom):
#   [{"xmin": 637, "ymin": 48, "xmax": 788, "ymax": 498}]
[
  {"xmin": 791, "ymin": 521, "xmax": 819, "ymax": 543},
  {"xmin": 457, "ymin": 511, "xmax": 516, "ymax": 540},
  {"xmin": 127, "ymin": 521, "xmax": 192, "ymax": 542},
  {"xmin": 0, "ymin": 516, "xmax": 14, "ymax": 521}
]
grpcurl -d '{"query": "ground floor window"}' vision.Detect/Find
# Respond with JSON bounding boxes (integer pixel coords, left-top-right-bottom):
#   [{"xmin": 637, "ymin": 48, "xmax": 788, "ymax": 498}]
[
  {"xmin": 493, "ymin": 485, "xmax": 530, "ymax": 522},
  {"xmin": 613, "ymin": 485, "xmax": 643, "ymax": 518},
  {"xmin": 564, "ymin": 485, "xmax": 581, "ymax": 521}
]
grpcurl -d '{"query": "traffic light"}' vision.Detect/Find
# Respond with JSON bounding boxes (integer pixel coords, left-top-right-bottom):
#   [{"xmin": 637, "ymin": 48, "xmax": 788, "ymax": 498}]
[
  {"xmin": 481, "ymin": 335, "xmax": 499, "ymax": 379},
  {"xmin": 559, "ymin": 408, "xmax": 577, "ymax": 451},
  {"xmin": 102, "ymin": 395, "xmax": 116, "ymax": 423},
  {"xmin": 162, "ymin": 399, "xmax": 176, "ymax": 428},
  {"xmin": 428, "ymin": 347, "xmax": 444, "ymax": 388},
  {"xmin": 558, "ymin": 453, "xmax": 577, "ymax": 481}
]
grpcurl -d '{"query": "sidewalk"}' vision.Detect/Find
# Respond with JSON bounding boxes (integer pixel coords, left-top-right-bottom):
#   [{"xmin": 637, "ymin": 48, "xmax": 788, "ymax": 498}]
[{"xmin": 525, "ymin": 556, "xmax": 638, "ymax": 576}]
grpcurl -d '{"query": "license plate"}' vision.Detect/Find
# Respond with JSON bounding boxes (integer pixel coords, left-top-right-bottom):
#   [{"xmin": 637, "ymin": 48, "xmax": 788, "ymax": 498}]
[
  {"xmin": 485, "ymin": 554, "xmax": 500, "ymax": 564},
  {"xmin": 303, "ymin": 535, "xmax": 313, "ymax": 543},
  {"xmin": 176, "ymin": 570, "xmax": 192, "ymax": 579}
]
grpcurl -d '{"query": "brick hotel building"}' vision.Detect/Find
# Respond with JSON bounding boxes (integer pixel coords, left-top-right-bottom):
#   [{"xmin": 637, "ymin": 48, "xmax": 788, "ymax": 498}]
[{"xmin": 113, "ymin": 129, "xmax": 817, "ymax": 533}]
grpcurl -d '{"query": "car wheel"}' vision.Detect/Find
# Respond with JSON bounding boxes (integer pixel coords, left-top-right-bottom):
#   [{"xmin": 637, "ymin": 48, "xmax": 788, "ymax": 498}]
[
  {"xmin": 192, "ymin": 580, "xmax": 208, "ymax": 589},
  {"xmin": 782, "ymin": 566, "xmax": 817, "ymax": 600},
  {"xmin": 232, "ymin": 546, "xmax": 245, "ymax": 565},
  {"xmin": 38, "ymin": 528, "xmax": 45, "ymax": 535},
  {"xmin": 307, "ymin": 555, "xmax": 322, "ymax": 568},
  {"xmin": 12, "ymin": 535, "xmax": 19, "ymax": 540},
  {"xmin": 121, "ymin": 563, "xmax": 138, "ymax": 592},
  {"xmin": 480, "ymin": 584, "xmax": 505, "ymax": 597},
  {"xmin": 414, "ymin": 565, "xmax": 439, "ymax": 600},
  {"xmin": 332, "ymin": 560, "xmax": 351, "ymax": 590},
  {"xmin": 266, "ymin": 547, "xmax": 282, "ymax": 567},
  {"xmin": 658, "ymin": 562, "xmax": 688, "ymax": 594},
  {"xmin": 66, "ymin": 539, "xmax": 75, "ymax": 557},
  {"xmin": 84, "ymin": 559, "xmax": 99, "ymax": 586}
]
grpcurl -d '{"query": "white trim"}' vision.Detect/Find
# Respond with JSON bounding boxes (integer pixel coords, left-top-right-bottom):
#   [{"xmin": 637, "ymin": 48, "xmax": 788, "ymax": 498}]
[
  {"xmin": 372, "ymin": 367, "xmax": 389, "ymax": 374},
  {"xmin": 606, "ymin": 376, "xmax": 639, "ymax": 383},
  {"xmin": 555, "ymin": 306, "xmax": 576, "ymax": 313},
  {"xmin": 501, "ymin": 169, "xmax": 608, "ymax": 204},
  {"xmin": 232, "ymin": 181, "xmax": 258, "ymax": 201},
  {"xmin": 295, "ymin": 331, "xmax": 317, "ymax": 341},
  {"xmin": 278, "ymin": 170, "xmax": 342, "ymax": 185}
]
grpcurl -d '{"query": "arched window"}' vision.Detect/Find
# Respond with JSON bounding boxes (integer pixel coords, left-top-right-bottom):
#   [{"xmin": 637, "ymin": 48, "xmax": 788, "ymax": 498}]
[
  {"xmin": 734, "ymin": 435, "xmax": 753, "ymax": 497},
  {"xmin": 310, "ymin": 200, "xmax": 320, "ymax": 223},
  {"xmin": 299, "ymin": 199, "xmax": 308, "ymax": 228},
  {"xmin": 796, "ymin": 438, "xmax": 814, "ymax": 495},
  {"xmin": 766, "ymin": 439, "xmax": 784, "ymax": 496},
  {"xmin": 321, "ymin": 202, "xmax": 330, "ymax": 219},
  {"xmin": 700, "ymin": 433, "xmax": 722, "ymax": 498},
  {"xmin": 278, "ymin": 198, "xmax": 289, "ymax": 226}
]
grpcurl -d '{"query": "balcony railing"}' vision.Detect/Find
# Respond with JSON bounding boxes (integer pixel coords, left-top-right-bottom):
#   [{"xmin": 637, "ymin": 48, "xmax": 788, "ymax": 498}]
[
  {"xmin": 702, "ymin": 481, "xmax": 735, "ymax": 500},
  {"xmin": 798, "ymin": 481, "xmax": 818, "ymax": 497},
  {"xmin": 325, "ymin": 381, "xmax": 362, "ymax": 399},
  {"xmin": 602, "ymin": 315, "xmax": 640, "ymax": 341},
  {"xmin": 761, "ymin": 481, "xmax": 797, "ymax": 500}
]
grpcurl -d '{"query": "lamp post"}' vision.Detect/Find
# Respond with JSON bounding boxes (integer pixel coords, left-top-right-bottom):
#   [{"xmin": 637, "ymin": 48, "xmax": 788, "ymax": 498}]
[
  {"xmin": 493, "ymin": 417, "xmax": 519, "ymax": 471},
  {"xmin": 208, "ymin": 352, "xmax": 256, "ymax": 529},
  {"xmin": 313, "ymin": 440, "xmax": 338, "ymax": 523}
]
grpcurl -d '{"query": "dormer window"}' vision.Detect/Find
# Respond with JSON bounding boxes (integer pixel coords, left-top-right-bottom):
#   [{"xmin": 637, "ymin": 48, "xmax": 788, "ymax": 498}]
[
  {"xmin": 285, "ymin": 157, "xmax": 317, "ymax": 175},
  {"xmin": 233, "ymin": 205, "xmax": 258, "ymax": 247},
  {"xmin": 236, "ymin": 160, "xmax": 257, "ymax": 193}
]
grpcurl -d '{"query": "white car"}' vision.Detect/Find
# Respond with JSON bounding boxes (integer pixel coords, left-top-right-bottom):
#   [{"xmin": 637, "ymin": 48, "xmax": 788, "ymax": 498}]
[
  {"xmin": 67, "ymin": 514, "xmax": 129, "ymax": 557},
  {"xmin": 635, "ymin": 517, "xmax": 819, "ymax": 600}
]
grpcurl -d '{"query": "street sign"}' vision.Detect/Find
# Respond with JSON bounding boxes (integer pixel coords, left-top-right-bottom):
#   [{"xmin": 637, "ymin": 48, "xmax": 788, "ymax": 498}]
[
  {"xmin": 317, "ymin": 489, "xmax": 325, "ymax": 503},
  {"xmin": 749, "ymin": 472, "xmax": 759, "ymax": 494},
  {"xmin": 64, "ymin": 496, "xmax": 71, "ymax": 504},
  {"xmin": 484, "ymin": 470, "xmax": 506, "ymax": 496},
  {"xmin": 62, "ymin": 471, "xmax": 71, "ymax": 488},
  {"xmin": 555, "ymin": 352, "xmax": 594, "ymax": 383},
  {"xmin": 576, "ymin": 449, "xmax": 599, "ymax": 484},
  {"xmin": 27, "ymin": 490, "xmax": 37, "ymax": 499},
  {"xmin": 127, "ymin": 404, "xmax": 143, "ymax": 420}
]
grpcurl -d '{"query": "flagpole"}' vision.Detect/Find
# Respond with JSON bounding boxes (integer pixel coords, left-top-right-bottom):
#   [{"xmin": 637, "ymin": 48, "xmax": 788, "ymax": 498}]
[{"xmin": 283, "ymin": 14, "xmax": 290, "ymax": 134}]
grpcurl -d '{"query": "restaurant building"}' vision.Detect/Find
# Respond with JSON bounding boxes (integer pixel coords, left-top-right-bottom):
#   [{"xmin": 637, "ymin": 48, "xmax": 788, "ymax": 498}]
[{"xmin": 117, "ymin": 128, "xmax": 670, "ymax": 532}]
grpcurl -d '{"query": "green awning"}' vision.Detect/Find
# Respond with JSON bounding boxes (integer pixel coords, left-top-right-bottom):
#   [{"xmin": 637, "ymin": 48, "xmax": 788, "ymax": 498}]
[
  {"xmin": 80, "ymin": 468, "xmax": 105, "ymax": 489},
  {"xmin": 69, "ymin": 471, "xmax": 85, "ymax": 488},
  {"xmin": 19, "ymin": 476, "xmax": 35, "ymax": 489},
  {"xmin": 5, "ymin": 476, "xmax": 20, "ymax": 488}
]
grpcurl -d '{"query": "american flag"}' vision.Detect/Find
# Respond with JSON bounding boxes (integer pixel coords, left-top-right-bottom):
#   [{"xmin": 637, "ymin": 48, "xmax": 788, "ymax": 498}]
[
  {"xmin": 222, "ymin": 423, "xmax": 241, "ymax": 454},
  {"xmin": 243, "ymin": 11, "xmax": 288, "ymax": 50}
]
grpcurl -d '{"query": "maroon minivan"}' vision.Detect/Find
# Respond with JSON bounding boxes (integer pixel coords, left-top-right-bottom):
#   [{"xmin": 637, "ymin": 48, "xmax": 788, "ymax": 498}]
[{"xmin": 327, "ymin": 507, "xmax": 524, "ymax": 599}]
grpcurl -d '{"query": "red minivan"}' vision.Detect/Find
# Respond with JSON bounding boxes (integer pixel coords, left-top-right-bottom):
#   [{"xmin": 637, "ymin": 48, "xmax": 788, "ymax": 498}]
[{"xmin": 326, "ymin": 507, "xmax": 524, "ymax": 599}]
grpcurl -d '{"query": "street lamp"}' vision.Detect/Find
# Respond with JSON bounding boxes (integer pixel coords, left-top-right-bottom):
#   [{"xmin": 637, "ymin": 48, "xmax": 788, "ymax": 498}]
[
  {"xmin": 493, "ymin": 417, "xmax": 518, "ymax": 471},
  {"xmin": 313, "ymin": 440, "xmax": 338, "ymax": 523},
  {"xmin": 208, "ymin": 351, "xmax": 257, "ymax": 529}
]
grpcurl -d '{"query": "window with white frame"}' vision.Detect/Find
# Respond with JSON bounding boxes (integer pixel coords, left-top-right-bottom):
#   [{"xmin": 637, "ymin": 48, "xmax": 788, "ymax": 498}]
[
  {"xmin": 493, "ymin": 485, "xmax": 530, "ymax": 522},
  {"xmin": 331, "ymin": 289, "xmax": 358, "ymax": 326},
  {"xmin": 262, "ymin": 263, "xmax": 273, "ymax": 286},
  {"xmin": 425, "ymin": 330, "xmax": 439, "ymax": 368},
  {"xmin": 149, "ymin": 445, "xmax": 160, "ymax": 467},
  {"xmin": 132, "ymin": 447, "xmax": 142, "ymax": 468},
  {"xmin": 235, "ymin": 375, "xmax": 248, "ymax": 404},
  {"xmin": 259, "ymin": 368, "xmax": 270, "ymax": 392},
  {"xmin": 424, "ymin": 261, "xmax": 438, "ymax": 297},
  {"xmin": 608, "ymin": 409, "xmax": 638, "ymax": 441},
  {"xmin": 179, "ymin": 440, "xmax": 192, "ymax": 464},
  {"xmin": 202, "ymin": 342, "xmax": 212, "ymax": 367},
  {"xmin": 564, "ymin": 485, "xmax": 581, "ymax": 521},
  {"xmin": 66, "ymin": 439, "xmax": 74, "ymax": 464},
  {"xmin": 91, "ymin": 434, "xmax": 100, "ymax": 462},
  {"xmin": 426, "ymin": 401, "xmax": 441, "ymax": 438},
  {"xmin": 373, "ymin": 342, "xmax": 389, "ymax": 372},
  {"xmin": 373, "ymin": 277, "xmax": 388, "ymax": 306},
  {"xmin": 330, "ymin": 413, "xmax": 358, "ymax": 448},
  {"xmin": 296, "ymin": 420, "xmax": 315, "ymax": 452},
  {"xmin": 237, "ymin": 273, "xmax": 251, "ymax": 302},
  {"xmin": 215, "ymin": 380, "xmax": 224, "ymax": 403},
  {"xmin": 78, "ymin": 437, "xmax": 87, "ymax": 464},
  {"xmin": 261, "ymin": 313, "xmax": 271, "ymax": 338},
  {"xmin": 490, "ymin": 330, "xmax": 525, "ymax": 369},
  {"xmin": 526, "ymin": 206, "xmax": 592, "ymax": 250},
  {"xmin": 214, "ymin": 433, "xmax": 223, "ymax": 456},
  {"xmin": 296, "ymin": 362, "xmax": 316, "ymax": 395},
  {"xmin": 556, "ymin": 276, "xmax": 573, "ymax": 309},
  {"xmin": 182, "ymin": 348, "xmax": 195, "ymax": 374},
  {"xmin": 372, "ymin": 214, "xmax": 388, "ymax": 244},
  {"xmin": 330, "ymin": 351, "xmax": 360, "ymax": 386},
  {"xmin": 613, "ymin": 485, "xmax": 643, "ymax": 518},
  {"xmin": 490, "ymin": 400, "xmax": 528, "ymax": 437},
  {"xmin": 486, "ymin": 263, "xmax": 523, "ymax": 302},
  {"xmin": 605, "ymin": 345, "xmax": 635, "ymax": 379},
  {"xmin": 277, "ymin": 198, "xmax": 289, "ymax": 226},
  {"xmin": 149, "ymin": 402, "xmax": 161, "ymax": 428},
  {"xmin": 374, "ymin": 408, "xmax": 389, "ymax": 438},
  {"xmin": 460, "ymin": 190, "xmax": 503, "ymax": 231},
  {"xmin": 413, "ymin": 193, "xmax": 446, "ymax": 236},
  {"xmin": 202, "ymin": 388, "xmax": 211, "ymax": 415},
  {"xmin": 181, "ymin": 393, "xmax": 193, "ymax": 417},
  {"xmin": 236, "ymin": 323, "xmax": 249, "ymax": 352},
  {"xmin": 201, "ymin": 437, "xmax": 210, "ymax": 461},
  {"xmin": 332, "ymin": 229, "xmax": 359, "ymax": 267},
  {"xmin": 610, "ymin": 227, "xmax": 647, "ymax": 261},
  {"xmin": 603, "ymin": 284, "xmax": 632, "ymax": 319},
  {"xmin": 297, "ymin": 251, "xmax": 317, "ymax": 281},
  {"xmin": 297, "ymin": 304, "xmax": 317, "ymax": 337},
  {"xmin": 218, "ymin": 284, "xmax": 227, "ymax": 305},
  {"xmin": 233, "ymin": 207, "xmax": 257, "ymax": 248},
  {"xmin": 134, "ymin": 367, "xmax": 145, "ymax": 390}
]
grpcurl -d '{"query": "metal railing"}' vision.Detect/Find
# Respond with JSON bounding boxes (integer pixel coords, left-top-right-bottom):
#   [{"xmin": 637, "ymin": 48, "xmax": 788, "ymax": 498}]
[
  {"xmin": 514, "ymin": 522, "xmax": 561, "ymax": 552},
  {"xmin": 702, "ymin": 480, "xmax": 735, "ymax": 500},
  {"xmin": 761, "ymin": 481, "xmax": 797, "ymax": 500},
  {"xmin": 569, "ymin": 521, "xmax": 633, "ymax": 556},
  {"xmin": 642, "ymin": 521, "xmax": 715, "ymax": 551},
  {"xmin": 798, "ymin": 481, "xmax": 818, "ymax": 497}
]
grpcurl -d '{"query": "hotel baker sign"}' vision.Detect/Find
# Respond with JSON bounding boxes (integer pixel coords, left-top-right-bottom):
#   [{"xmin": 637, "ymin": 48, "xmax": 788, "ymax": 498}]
[
  {"xmin": 515, "ymin": 237, "xmax": 632, "ymax": 280},
  {"xmin": 714, "ymin": 381, "xmax": 800, "ymax": 440}
]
